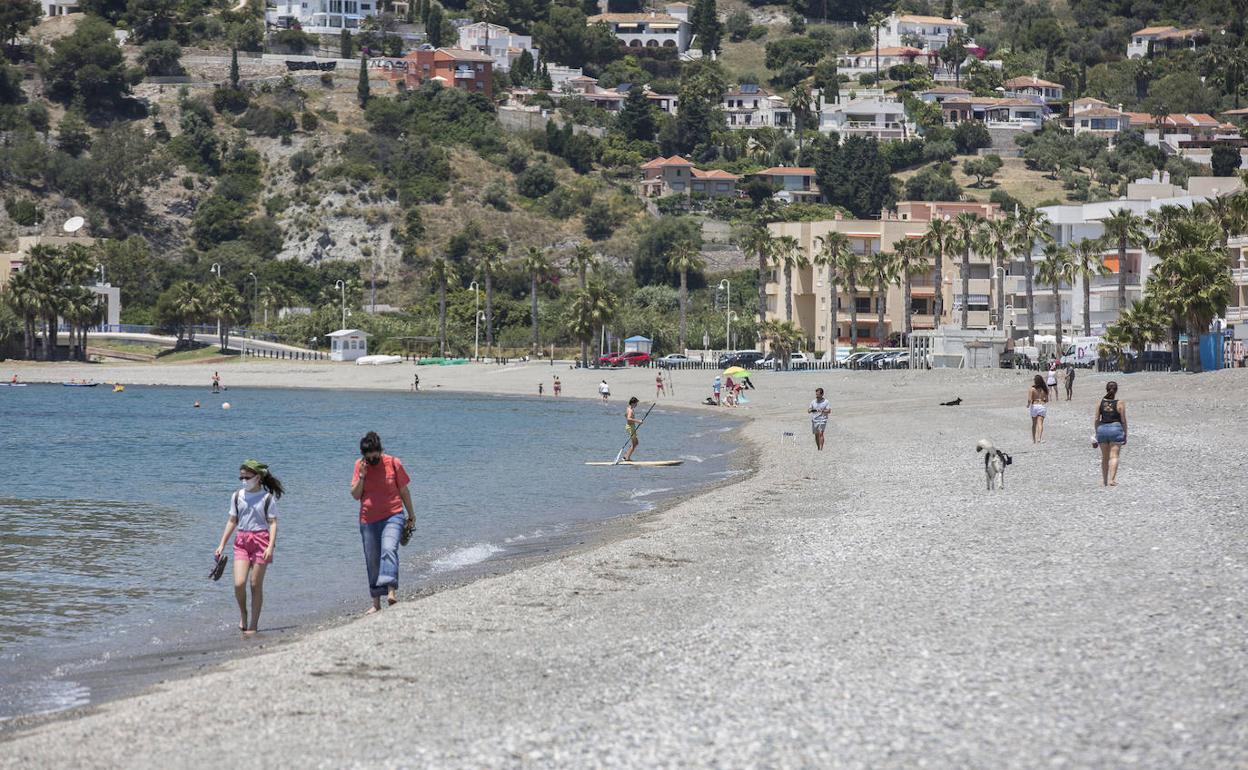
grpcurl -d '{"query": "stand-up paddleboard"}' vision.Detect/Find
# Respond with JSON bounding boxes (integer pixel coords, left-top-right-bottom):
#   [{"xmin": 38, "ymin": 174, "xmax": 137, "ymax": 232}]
[
  {"xmin": 585, "ymin": 460, "xmax": 684, "ymax": 467},
  {"xmin": 6, "ymin": 383, "xmax": 27, "ymax": 387}
]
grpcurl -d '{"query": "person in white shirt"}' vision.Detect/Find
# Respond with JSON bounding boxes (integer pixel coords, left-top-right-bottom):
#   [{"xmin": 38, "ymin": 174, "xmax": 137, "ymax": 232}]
[
  {"xmin": 214, "ymin": 459, "xmax": 284, "ymax": 635},
  {"xmin": 808, "ymin": 388, "xmax": 831, "ymax": 450},
  {"xmin": 599, "ymin": 380, "xmax": 610, "ymax": 403}
]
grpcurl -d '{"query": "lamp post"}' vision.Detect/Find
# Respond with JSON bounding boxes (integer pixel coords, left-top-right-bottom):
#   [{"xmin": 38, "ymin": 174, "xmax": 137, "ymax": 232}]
[
  {"xmin": 718, "ymin": 278, "xmax": 731, "ymax": 353},
  {"xmin": 468, "ymin": 281, "xmax": 480, "ymax": 359},
  {"xmin": 993, "ymin": 265, "xmax": 1006, "ymax": 330},
  {"xmin": 210, "ymin": 263, "xmax": 222, "ymax": 342},
  {"xmin": 248, "ymin": 272, "xmax": 258, "ymax": 331},
  {"xmin": 476, "ymin": 310, "xmax": 485, "ymax": 360},
  {"xmin": 728, "ymin": 311, "xmax": 739, "ymax": 351},
  {"xmin": 334, "ymin": 280, "xmax": 346, "ymax": 329}
]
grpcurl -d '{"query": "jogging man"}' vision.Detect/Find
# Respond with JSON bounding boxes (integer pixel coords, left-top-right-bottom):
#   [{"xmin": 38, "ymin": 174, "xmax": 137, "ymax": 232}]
[{"xmin": 808, "ymin": 387, "xmax": 831, "ymax": 450}]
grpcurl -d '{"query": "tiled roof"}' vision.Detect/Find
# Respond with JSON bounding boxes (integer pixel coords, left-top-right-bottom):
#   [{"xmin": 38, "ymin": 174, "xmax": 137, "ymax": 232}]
[
  {"xmin": 942, "ymin": 97, "xmax": 1040, "ymax": 107},
  {"xmin": 1154, "ymin": 27, "xmax": 1202, "ymax": 39},
  {"xmin": 848, "ymin": 46, "xmax": 926, "ymax": 57},
  {"xmin": 897, "ymin": 14, "xmax": 966, "ymax": 26},
  {"xmin": 437, "ymin": 48, "xmax": 494, "ymax": 62},
  {"xmin": 691, "ymin": 169, "xmax": 739, "ymax": 180},
  {"xmin": 587, "ymin": 12, "xmax": 684, "ymax": 23},
  {"xmin": 1072, "ymin": 107, "xmax": 1126, "ymax": 118},
  {"xmin": 641, "ymin": 156, "xmax": 694, "ymax": 168},
  {"xmin": 755, "ymin": 167, "xmax": 816, "ymax": 176},
  {"xmin": 1221, "ymin": 107, "xmax": 1248, "ymax": 116},
  {"xmin": 1133, "ymin": 25, "xmax": 1178, "ymax": 36},
  {"xmin": 920, "ymin": 86, "xmax": 971, "ymax": 94},
  {"xmin": 1004, "ymin": 76, "xmax": 1062, "ymax": 89}
]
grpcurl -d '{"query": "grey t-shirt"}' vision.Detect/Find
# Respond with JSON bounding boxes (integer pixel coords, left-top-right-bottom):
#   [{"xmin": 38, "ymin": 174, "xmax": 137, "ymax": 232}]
[
  {"xmin": 230, "ymin": 489, "xmax": 278, "ymax": 532},
  {"xmin": 810, "ymin": 398, "xmax": 830, "ymax": 426}
]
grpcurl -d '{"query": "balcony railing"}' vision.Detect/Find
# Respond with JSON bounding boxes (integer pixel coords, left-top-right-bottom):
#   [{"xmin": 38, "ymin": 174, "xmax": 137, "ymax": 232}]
[{"xmin": 1234, "ymin": 267, "xmax": 1248, "ymax": 285}]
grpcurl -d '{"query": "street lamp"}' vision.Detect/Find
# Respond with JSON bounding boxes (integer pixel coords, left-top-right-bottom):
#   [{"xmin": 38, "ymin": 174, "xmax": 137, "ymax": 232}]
[
  {"xmin": 210, "ymin": 263, "xmax": 222, "ymax": 342},
  {"xmin": 476, "ymin": 310, "xmax": 485, "ymax": 360},
  {"xmin": 468, "ymin": 281, "xmax": 480, "ymax": 359},
  {"xmin": 248, "ymin": 272, "xmax": 258, "ymax": 331},
  {"xmin": 717, "ymin": 279, "xmax": 731, "ymax": 353},
  {"xmin": 993, "ymin": 265, "xmax": 1006, "ymax": 330},
  {"xmin": 334, "ymin": 280, "xmax": 346, "ymax": 329},
  {"xmin": 728, "ymin": 311, "xmax": 739, "ymax": 351}
]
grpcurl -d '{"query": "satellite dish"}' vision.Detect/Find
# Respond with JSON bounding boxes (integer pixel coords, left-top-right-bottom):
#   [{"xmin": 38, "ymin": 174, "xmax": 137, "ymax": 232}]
[{"xmin": 63, "ymin": 216, "xmax": 85, "ymax": 234}]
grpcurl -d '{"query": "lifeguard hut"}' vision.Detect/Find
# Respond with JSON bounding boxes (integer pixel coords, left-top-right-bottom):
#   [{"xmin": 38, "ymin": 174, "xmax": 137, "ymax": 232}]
[
  {"xmin": 327, "ymin": 329, "xmax": 369, "ymax": 361},
  {"xmin": 623, "ymin": 335, "xmax": 653, "ymax": 356}
]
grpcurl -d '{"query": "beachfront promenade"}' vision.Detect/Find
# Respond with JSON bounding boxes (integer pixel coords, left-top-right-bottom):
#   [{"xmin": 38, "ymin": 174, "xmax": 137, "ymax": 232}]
[{"xmin": 4, "ymin": 361, "xmax": 1247, "ymax": 768}]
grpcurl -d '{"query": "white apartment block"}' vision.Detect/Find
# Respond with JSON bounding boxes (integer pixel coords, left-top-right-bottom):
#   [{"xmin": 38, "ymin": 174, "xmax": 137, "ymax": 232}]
[
  {"xmin": 41, "ymin": 0, "xmax": 80, "ymax": 15},
  {"xmin": 877, "ymin": 13, "xmax": 968, "ymax": 52},
  {"xmin": 587, "ymin": 4, "xmax": 692, "ymax": 53},
  {"xmin": 268, "ymin": 0, "xmax": 381, "ymax": 33},
  {"xmin": 1225, "ymin": 235, "xmax": 1248, "ymax": 328},
  {"xmin": 819, "ymin": 97, "xmax": 915, "ymax": 141},
  {"xmin": 457, "ymin": 22, "xmax": 537, "ymax": 73}
]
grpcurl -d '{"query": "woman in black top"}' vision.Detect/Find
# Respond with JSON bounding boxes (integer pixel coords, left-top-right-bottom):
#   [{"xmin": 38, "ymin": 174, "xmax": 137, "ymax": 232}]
[{"xmin": 1093, "ymin": 381, "xmax": 1128, "ymax": 486}]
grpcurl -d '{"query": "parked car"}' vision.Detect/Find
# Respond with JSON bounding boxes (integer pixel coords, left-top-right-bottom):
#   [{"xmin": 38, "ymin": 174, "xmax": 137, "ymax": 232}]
[
  {"xmin": 597, "ymin": 351, "xmax": 624, "ymax": 366},
  {"xmin": 656, "ymin": 353, "xmax": 690, "ymax": 367},
  {"xmin": 843, "ymin": 352, "xmax": 873, "ymax": 368},
  {"xmin": 760, "ymin": 352, "xmax": 811, "ymax": 369},
  {"xmin": 602, "ymin": 350, "xmax": 650, "ymax": 367},
  {"xmin": 718, "ymin": 350, "xmax": 765, "ymax": 369}
]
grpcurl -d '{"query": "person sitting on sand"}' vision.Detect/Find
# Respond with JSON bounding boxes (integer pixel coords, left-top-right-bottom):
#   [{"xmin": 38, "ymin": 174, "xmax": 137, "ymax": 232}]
[
  {"xmin": 214, "ymin": 460, "xmax": 283, "ymax": 635},
  {"xmin": 350, "ymin": 432, "xmax": 416, "ymax": 614},
  {"xmin": 623, "ymin": 397, "xmax": 642, "ymax": 462}
]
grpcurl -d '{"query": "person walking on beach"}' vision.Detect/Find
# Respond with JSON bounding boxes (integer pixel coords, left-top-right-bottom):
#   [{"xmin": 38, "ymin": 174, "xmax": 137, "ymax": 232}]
[
  {"xmin": 655, "ymin": 372, "xmax": 665, "ymax": 398},
  {"xmin": 623, "ymin": 397, "xmax": 642, "ymax": 462},
  {"xmin": 741, "ymin": 373, "xmax": 754, "ymax": 390},
  {"xmin": 538, "ymin": 382, "xmax": 544, "ymax": 396},
  {"xmin": 808, "ymin": 387, "xmax": 831, "ymax": 450},
  {"xmin": 211, "ymin": 372, "xmax": 221, "ymax": 393},
  {"xmin": 213, "ymin": 460, "xmax": 283, "ymax": 635},
  {"xmin": 1064, "ymin": 363, "xmax": 1075, "ymax": 401},
  {"xmin": 1093, "ymin": 381, "xmax": 1128, "ymax": 486},
  {"xmin": 712, "ymin": 374, "xmax": 722, "ymax": 405},
  {"xmin": 1045, "ymin": 358, "xmax": 1058, "ymax": 398},
  {"xmin": 553, "ymin": 375, "xmax": 561, "ymax": 396},
  {"xmin": 599, "ymin": 380, "xmax": 610, "ymax": 404},
  {"xmin": 1028, "ymin": 374, "xmax": 1049, "ymax": 444},
  {"xmin": 413, "ymin": 373, "xmax": 420, "ymax": 392},
  {"xmin": 351, "ymin": 431, "xmax": 416, "ymax": 613}
]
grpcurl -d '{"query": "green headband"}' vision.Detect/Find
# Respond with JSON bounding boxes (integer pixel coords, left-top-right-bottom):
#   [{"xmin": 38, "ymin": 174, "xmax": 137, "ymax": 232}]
[{"xmin": 241, "ymin": 459, "xmax": 269, "ymax": 476}]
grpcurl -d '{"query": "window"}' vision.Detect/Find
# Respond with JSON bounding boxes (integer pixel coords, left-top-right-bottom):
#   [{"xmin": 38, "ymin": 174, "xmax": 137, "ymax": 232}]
[{"xmin": 344, "ymin": 0, "xmax": 356, "ymax": 11}]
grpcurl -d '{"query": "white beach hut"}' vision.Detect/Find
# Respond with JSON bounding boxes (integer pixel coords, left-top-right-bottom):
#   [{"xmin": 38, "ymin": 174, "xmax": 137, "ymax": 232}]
[
  {"xmin": 623, "ymin": 335, "xmax": 653, "ymax": 355},
  {"xmin": 327, "ymin": 329, "xmax": 369, "ymax": 361}
]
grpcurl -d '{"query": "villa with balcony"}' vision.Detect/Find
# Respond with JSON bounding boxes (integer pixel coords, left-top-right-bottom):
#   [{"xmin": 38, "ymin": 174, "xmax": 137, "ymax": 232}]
[
  {"xmin": 457, "ymin": 22, "xmax": 538, "ymax": 73},
  {"xmin": 396, "ymin": 48, "xmax": 494, "ymax": 96},
  {"xmin": 587, "ymin": 4, "xmax": 692, "ymax": 53},
  {"xmin": 941, "ymin": 97, "xmax": 1045, "ymax": 129},
  {"xmin": 820, "ymin": 98, "xmax": 915, "ymax": 140},
  {"xmin": 876, "ymin": 12, "xmax": 969, "ymax": 52},
  {"xmin": 1003, "ymin": 75, "xmax": 1064, "ymax": 103},
  {"xmin": 268, "ymin": 0, "xmax": 380, "ymax": 33},
  {"xmin": 722, "ymin": 84, "xmax": 789, "ymax": 129},
  {"xmin": 639, "ymin": 157, "xmax": 738, "ymax": 198},
  {"xmin": 750, "ymin": 167, "xmax": 824, "ymax": 204},
  {"xmin": 1127, "ymin": 26, "xmax": 1206, "ymax": 59}
]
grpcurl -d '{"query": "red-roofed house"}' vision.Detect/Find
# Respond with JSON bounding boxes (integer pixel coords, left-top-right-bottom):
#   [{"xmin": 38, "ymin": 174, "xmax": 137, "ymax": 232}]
[
  {"xmin": 397, "ymin": 48, "xmax": 494, "ymax": 97},
  {"xmin": 750, "ymin": 167, "xmax": 824, "ymax": 203},
  {"xmin": 639, "ymin": 157, "xmax": 738, "ymax": 198}
]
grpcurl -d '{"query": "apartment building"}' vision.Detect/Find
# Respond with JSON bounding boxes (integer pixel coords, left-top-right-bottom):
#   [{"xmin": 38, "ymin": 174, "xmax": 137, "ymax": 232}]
[
  {"xmin": 457, "ymin": 22, "xmax": 537, "ymax": 73},
  {"xmin": 1225, "ymin": 234, "xmax": 1248, "ymax": 328},
  {"xmin": 765, "ymin": 202, "xmax": 1002, "ymax": 351}
]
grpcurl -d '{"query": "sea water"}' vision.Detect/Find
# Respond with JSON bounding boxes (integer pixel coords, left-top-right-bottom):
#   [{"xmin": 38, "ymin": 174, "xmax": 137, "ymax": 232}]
[{"xmin": 0, "ymin": 384, "xmax": 743, "ymax": 720}]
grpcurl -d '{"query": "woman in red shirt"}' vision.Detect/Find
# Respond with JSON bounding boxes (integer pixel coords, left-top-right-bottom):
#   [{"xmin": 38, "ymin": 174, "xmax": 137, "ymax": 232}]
[{"xmin": 350, "ymin": 431, "xmax": 416, "ymax": 613}]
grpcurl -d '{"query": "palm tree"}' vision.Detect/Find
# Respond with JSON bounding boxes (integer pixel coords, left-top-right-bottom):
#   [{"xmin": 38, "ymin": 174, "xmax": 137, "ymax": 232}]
[
  {"xmin": 789, "ymin": 82, "xmax": 813, "ymax": 162},
  {"xmin": 4, "ymin": 269, "xmax": 40, "ymax": 360},
  {"xmin": 257, "ymin": 284, "xmax": 292, "ymax": 327},
  {"xmin": 428, "ymin": 256, "xmax": 458, "ymax": 356},
  {"xmin": 761, "ymin": 319, "xmax": 803, "ymax": 369},
  {"xmin": 952, "ymin": 212, "xmax": 983, "ymax": 330},
  {"xmin": 738, "ymin": 224, "xmax": 773, "ymax": 328},
  {"xmin": 1195, "ymin": 193, "xmax": 1242, "ymax": 253},
  {"xmin": 974, "ymin": 217, "xmax": 1014, "ymax": 333},
  {"xmin": 667, "ymin": 238, "xmax": 705, "ymax": 352},
  {"xmin": 206, "ymin": 281, "xmax": 243, "ymax": 351},
  {"xmin": 522, "ymin": 246, "xmax": 553, "ymax": 355},
  {"xmin": 479, "ymin": 238, "xmax": 506, "ymax": 355},
  {"xmin": 1148, "ymin": 211, "xmax": 1233, "ymax": 371},
  {"xmin": 769, "ymin": 234, "xmax": 803, "ymax": 323},
  {"xmin": 833, "ymin": 246, "xmax": 864, "ymax": 350},
  {"xmin": 1105, "ymin": 295, "xmax": 1166, "ymax": 371},
  {"xmin": 1100, "ymin": 207, "xmax": 1149, "ymax": 319},
  {"xmin": 1069, "ymin": 237, "xmax": 1112, "ymax": 337},
  {"xmin": 891, "ymin": 237, "xmax": 926, "ymax": 340},
  {"xmin": 866, "ymin": 249, "xmax": 898, "ymax": 349},
  {"xmin": 168, "ymin": 281, "xmax": 205, "ymax": 349},
  {"xmin": 566, "ymin": 280, "xmax": 616, "ymax": 367},
  {"xmin": 921, "ymin": 217, "xmax": 957, "ymax": 325},
  {"xmin": 23, "ymin": 245, "xmax": 66, "ymax": 360},
  {"xmin": 868, "ymin": 11, "xmax": 888, "ymax": 81},
  {"xmin": 1010, "ymin": 207, "xmax": 1052, "ymax": 346},
  {"xmin": 61, "ymin": 286, "xmax": 101, "ymax": 361},
  {"xmin": 1037, "ymin": 243, "xmax": 1075, "ymax": 353},
  {"xmin": 813, "ymin": 232, "xmax": 851, "ymax": 352},
  {"xmin": 566, "ymin": 244, "xmax": 597, "ymax": 365}
]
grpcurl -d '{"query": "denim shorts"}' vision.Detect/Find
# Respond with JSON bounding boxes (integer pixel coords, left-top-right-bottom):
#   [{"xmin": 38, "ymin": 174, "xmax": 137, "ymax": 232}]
[{"xmin": 1096, "ymin": 422, "xmax": 1126, "ymax": 444}]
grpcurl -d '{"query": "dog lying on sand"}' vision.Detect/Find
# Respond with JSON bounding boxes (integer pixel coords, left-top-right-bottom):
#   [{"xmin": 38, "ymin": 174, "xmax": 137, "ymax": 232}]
[
  {"xmin": 940, "ymin": 397, "xmax": 962, "ymax": 406},
  {"xmin": 975, "ymin": 439, "xmax": 1012, "ymax": 490}
]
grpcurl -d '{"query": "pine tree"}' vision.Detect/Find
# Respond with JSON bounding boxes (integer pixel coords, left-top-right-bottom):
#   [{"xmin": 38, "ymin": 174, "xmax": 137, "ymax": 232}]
[
  {"xmin": 427, "ymin": 3, "xmax": 444, "ymax": 46},
  {"xmin": 943, "ymin": 0, "xmax": 953, "ymax": 18},
  {"xmin": 692, "ymin": 0, "xmax": 722, "ymax": 56},
  {"xmin": 57, "ymin": 109, "xmax": 91, "ymax": 157},
  {"xmin": 340, "ymin": 28, "xmax": 353, "ymax": 59},
  {"xmin": 229, "ymin": 47, "xmax": 240, "ymax": 90},
  {"xmin": 538, "ymin": 61, "xmax": 552, "ymax": 90},
  {"xmin": 513, "ymin": 49, "xmax": 534, "ymax": 86},
  {"xmin": 357, "ymin": 52, "xmax": 370, "ymax": 106},
  {"xmin": 617, "ymin": 86, "xmax": 657, "ymax": 141}
]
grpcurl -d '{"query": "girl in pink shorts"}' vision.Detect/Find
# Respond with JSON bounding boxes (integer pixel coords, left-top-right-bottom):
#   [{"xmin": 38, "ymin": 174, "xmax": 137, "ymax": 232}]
[{"xmin": 214, "ymin": 459, "xmax": 284, "ymax": 635}]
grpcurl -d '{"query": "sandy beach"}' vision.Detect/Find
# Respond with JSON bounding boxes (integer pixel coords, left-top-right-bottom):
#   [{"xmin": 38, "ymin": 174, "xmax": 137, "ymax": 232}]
[{"xmin": 3, "ymin": 358, "xmax": 1247, "ymax": 768}]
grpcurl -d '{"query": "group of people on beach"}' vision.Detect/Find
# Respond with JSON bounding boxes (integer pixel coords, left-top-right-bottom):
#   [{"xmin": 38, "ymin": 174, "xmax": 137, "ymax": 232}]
[{"xmin": 1027, "ymin": 366, "xmax": 1129, "ymax": 485}]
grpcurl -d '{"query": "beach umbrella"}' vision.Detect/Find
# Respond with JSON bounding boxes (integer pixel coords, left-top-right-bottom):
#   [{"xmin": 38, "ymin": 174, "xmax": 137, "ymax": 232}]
[{"xmin": 723, "ymin": 366, "xmax": 750, "ymax": 377}]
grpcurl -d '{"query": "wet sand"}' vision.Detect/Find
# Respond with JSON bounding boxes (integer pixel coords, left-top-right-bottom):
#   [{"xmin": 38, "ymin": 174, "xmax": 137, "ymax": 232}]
[{"xmin": 3, "ymin": 359, "xmax": 1247, "ymax": 768}]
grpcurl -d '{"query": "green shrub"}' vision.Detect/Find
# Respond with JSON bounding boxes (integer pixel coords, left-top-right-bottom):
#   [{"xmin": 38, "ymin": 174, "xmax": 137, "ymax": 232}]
[
  {"xmin": 516, "ymin": 163, "xmax": 557, "ymax": 198},
  {"xmin": 236, "ymin": 105, "xmax": 296, "ymax": 137},
  {"xmin": 300, "ymin": 111, "xmax": 319, "ymax": 131},
  {"xmin": 4, "ymin": 197, "xmax": 43, "ymax": 226}
]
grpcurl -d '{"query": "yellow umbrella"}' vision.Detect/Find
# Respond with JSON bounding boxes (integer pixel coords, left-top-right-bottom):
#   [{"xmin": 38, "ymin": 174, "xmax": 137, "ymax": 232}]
[{"xmin": 723, "ymin": 366, "xmax": 750, "ymax": 377}]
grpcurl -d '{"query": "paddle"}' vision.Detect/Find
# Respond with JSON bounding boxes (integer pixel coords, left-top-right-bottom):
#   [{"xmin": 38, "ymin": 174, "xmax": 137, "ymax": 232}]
[{"xmin": 613, "ymin": 402, "xmax": 656, "ymax": 465}]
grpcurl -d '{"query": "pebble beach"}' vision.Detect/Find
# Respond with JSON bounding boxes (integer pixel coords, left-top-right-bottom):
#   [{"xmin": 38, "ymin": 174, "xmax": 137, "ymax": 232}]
[{"xmin": 3, "ymin": 359, "xmax": 1247, "ymax": 768}]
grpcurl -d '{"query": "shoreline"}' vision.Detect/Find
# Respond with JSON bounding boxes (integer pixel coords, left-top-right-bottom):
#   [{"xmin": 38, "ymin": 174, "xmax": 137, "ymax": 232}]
[
  {"xmin": 0, "ymin": 360, "xmax": 759, "ymax": 733},
  {"xmin": 4, "ymin": 361, "xmax": 1247, "ymax": 767}
]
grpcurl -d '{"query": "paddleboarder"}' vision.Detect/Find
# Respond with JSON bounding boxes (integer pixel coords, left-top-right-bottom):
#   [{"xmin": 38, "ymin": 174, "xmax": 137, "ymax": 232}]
[{"xmin": 623, "ymin": 397, "xmax": 642, "ymax": 462}]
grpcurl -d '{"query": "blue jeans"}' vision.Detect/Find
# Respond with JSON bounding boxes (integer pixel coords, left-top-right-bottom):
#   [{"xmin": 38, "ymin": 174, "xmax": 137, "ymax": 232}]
[{"xmin": 360, "ymin": 512, "xmax": 404, "ymax": 598}]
